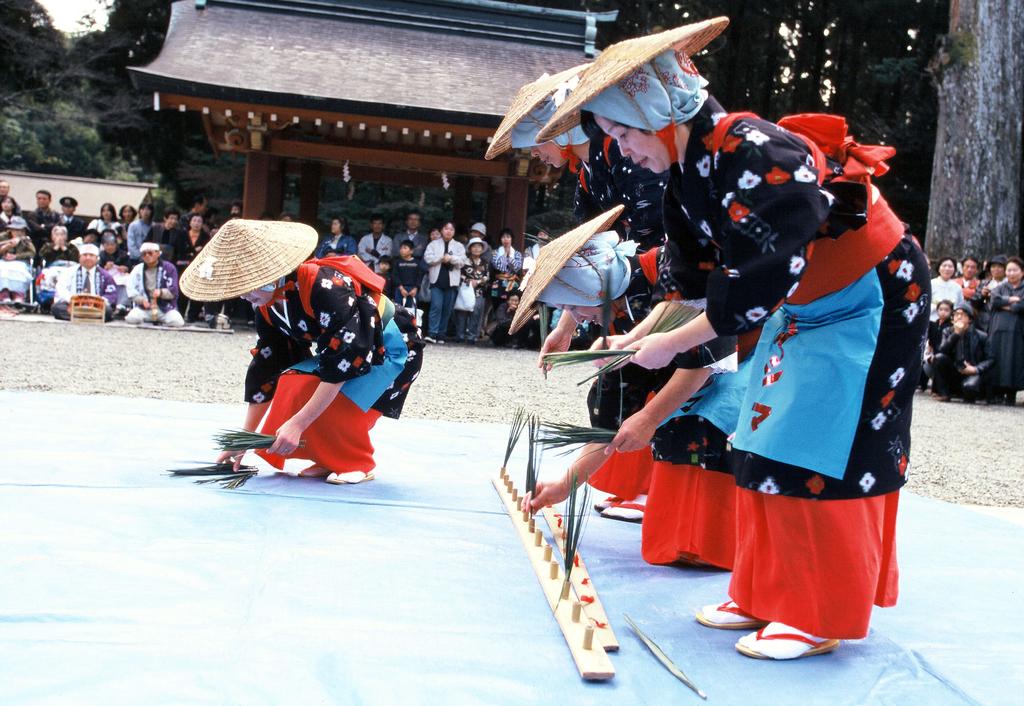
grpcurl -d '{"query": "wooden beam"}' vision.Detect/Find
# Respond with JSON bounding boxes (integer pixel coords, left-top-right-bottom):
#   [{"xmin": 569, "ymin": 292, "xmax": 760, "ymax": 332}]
[
  {"xmin": 265, "ymin": 137, "xmax": 510, "ymax": 179},
  {"xmin": 286, "ymin": 163, "xmax": 490, "ymax": 192},
  {"xmin": 162, "ymin": 93, "xmax": 497, "ymax": 140},
  {"xmin": 504, "ymin": 179, "xmax": 530, "ymax": 250},
  {"xmin": 485, "ymin": 181, "xmax": 505, "ymax": 242},
  {"xmin": 298, "ymin": 161, "xmax": 322, "ymax": 225}
]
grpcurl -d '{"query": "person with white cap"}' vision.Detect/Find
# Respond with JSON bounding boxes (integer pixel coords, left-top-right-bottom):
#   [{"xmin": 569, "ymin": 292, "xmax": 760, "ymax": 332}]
[
  {"xmin": 125, "ymin": 242, "xmax": 184, "ymax": 327},
  {"xmin": 0, "ymin": 216, "xmax": 36, "ymax": 304},
  {"xmin": 180, "ymin": 219, "xmax": 424, "ymax": 485},
  {"xmin": 454, "ymin": 236, "xmax": 490, "ymax": 343},
  {"xmin": 539, "ymin": 18, "xmax": 931, "ymax": 660},
  {"xmin": 52, "ymin": 242, "xmax": 118, "ymax": 320}
]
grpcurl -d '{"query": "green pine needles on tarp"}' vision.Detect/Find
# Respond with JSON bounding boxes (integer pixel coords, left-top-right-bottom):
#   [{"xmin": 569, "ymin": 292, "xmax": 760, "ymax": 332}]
[
  {"xmin": 560, "ymin": 470, "xmax": 591, "ymax": 601},
  {"xmin": 624, "ymin": 614, "xmax": 707, "ymax": 700},
  {"xmin": 538, "ymin": 421, "xmax": 617, "ymax": 455},
  {"xmin": 525, "ymin": 414, "xmax": 542, "ymax": 497},
  {"xmin": 167, "ymin": 464, "xmax": 258, "ymax": 490}
]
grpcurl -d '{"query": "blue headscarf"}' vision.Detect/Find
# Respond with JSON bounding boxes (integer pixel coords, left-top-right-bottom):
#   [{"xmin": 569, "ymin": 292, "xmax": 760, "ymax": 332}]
[
  {"xmin": 510, "ymin": 75, "xmax": 589, "ymax": 149},
  {"xmin": 538, "ymin": 232, "xmax": 637, "ymax": 307},
  {"xmin": 582, "ymin": 49, "xmax": 708, "ymax": 131}
]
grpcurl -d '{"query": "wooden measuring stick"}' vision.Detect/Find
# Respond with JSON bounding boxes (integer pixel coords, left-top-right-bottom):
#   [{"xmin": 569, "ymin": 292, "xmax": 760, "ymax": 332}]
[
  {"xmin": 539, "ymin": 506, "xmax": 619, "ymax": 651},
  {"xmin": 491, "ymin": 476, "xmax": 615, "ymax": 681}
]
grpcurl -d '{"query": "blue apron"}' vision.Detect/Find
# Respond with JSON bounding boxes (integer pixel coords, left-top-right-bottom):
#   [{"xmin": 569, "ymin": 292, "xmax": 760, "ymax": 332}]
[
  {"xmin": 661, "ymin": 356, "xmax": 752, "ymax": 436},
  {"xmin": 730, "ymin": 269, "xmax": 884, "ymax": 479},
  {"xmin": 289, "ymin": 296, "xmax": 409, "ymax": 413}
]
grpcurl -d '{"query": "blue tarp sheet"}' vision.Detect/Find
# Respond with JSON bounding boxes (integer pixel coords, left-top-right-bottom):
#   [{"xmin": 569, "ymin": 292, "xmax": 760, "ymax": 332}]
[{"xmin": 0, "ymin": 391, "xmax": 1019, "ymax": 705}]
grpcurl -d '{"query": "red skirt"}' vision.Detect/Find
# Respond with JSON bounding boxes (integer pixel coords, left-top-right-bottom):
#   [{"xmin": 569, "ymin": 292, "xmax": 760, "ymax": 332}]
[
  {"xmin": 728, "ymin": 488, "xmax": 900, "ymax": 639},
  {"xmin": 587, "ymin": 446, "xmax": 653, "ymax": 500},
  {"xmin": 642, "ymin": 462, "xmax": 736, "ymax": 569},
  {"xmin": 256, "ymin": 371, "xmax": 381, "ymax": 473}
]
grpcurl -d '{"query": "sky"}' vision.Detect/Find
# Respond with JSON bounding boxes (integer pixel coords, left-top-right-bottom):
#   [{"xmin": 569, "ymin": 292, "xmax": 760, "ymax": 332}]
[{"xmin": 38, "ymin": 0, "xmax": 110, "ymax": 33}]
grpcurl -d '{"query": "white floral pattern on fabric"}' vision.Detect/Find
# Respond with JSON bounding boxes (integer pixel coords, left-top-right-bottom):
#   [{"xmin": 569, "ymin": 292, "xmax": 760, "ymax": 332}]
[
  {"xmin": 889, "ymin": 367, "xmax": 906, "ymax": 388},
  {"xmin": 297, "ymin": 320, "xmax": 308, "ymax": 332},
  {"xmin": 870, "ymin": 412, "xmax": 887, "ymax": 431},
  {"xmin": 793, "ymin": 165, "xmax": 817, "ymax": 183},
  {"xmin": 696, "ymin": 155, "xmax": 711, "ymax": 177},
  {"xmin": 738, "ymin": 170, "xmax": 762, "ymax": 189},
  {"xmin": 789, "ymin": 255, "xmax": 806, "ymax": 275},
  {"xmin": 320, "ymin": 278, "xmax": 333, "ymax": 289},
  {"xmin": 758, "ymin": 477, "xmax": 780, "ymax": 494},
  {"xmin": 337, "ymin": 359, "xmax": 351, "ymax": 372},
  {"xmin": 342, "ymin": 330, "xmax": 356, "ymax": 343},
  {"xmin": 745, "ymin": 128, "xmax": 770, "ymax": 146},
  {"xmin": 252, "ymin": 391, "xmax": 265, "ymax": 403},
  {"xmin": 903, "ymin": 301, "xmax": 921, "ymax": 323},
  {"xmin": 859, "ymin": 472, "xmax": 877, "ymax": 493},
  {"xmin": 896, "ymin": 261, "xmax": 915, "ymax": 281},
  {"xmin": 260, "ymin": 347, "xmax": 273, "ymax": 359},
  {"xmin": 721, "ymin": 191, "xmax": 735, "ymax": 208},
  {"xmin": 319, "ymin": 312, "xmax": 331, "ymax": 327},
  {"xmin": 745, "ymin": 306, "xmax": 768, "ymax": 322}
]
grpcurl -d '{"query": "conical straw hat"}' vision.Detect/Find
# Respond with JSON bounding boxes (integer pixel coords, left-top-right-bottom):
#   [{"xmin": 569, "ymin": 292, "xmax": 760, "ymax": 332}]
[
  {"xmin": 485, "ymin": 63, "xmax": 590, "ymax": 160},
  {"xmin": 510, "ymin": 205, "xmax": 625, "ymax": 334},
  {"xmin": 179, "ymin": 219, "xmax": 318, "ymax": 302},
  {"xmin": 536, "ymin": 17, "xmax": 729, "ymax": 143}
]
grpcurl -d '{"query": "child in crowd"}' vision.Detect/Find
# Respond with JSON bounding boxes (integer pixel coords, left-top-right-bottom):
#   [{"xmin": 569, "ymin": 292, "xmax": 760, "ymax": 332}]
[
  {"xmin": 393, "ymin": 240, "xmax": 423, "ymax": 312},
  {"xmin": 378, "ymin": 256, "xmax": 395, "ymax": 306}
]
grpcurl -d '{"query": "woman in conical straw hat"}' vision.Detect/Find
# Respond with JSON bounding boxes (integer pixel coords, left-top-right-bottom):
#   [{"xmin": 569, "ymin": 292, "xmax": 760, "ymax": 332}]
[
  {"xmin": 180, "ymin": 219, "xmax": 424, "ymax": 485},
  {"xmin": 491, "ymin": 66, "xmax": 670, "ymax": 521},
  {"xmin": 488, "ymin": 65, "xmax": 666, "ymax": 251},
  {"xmin": 538, "ymin": 18, "xmax": 930, "ymax": 659}
]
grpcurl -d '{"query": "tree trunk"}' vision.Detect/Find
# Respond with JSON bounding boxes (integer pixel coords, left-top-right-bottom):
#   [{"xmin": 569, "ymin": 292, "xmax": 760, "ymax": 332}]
[{"xmin": 926, "ymin": 0, "xmax": 1024, "ymax": 259}]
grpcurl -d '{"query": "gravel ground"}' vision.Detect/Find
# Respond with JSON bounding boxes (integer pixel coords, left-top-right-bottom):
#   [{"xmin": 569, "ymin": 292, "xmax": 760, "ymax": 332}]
[{"xmin": 1, "ymin": 315, "xmax": 1020, "ymax": 507}]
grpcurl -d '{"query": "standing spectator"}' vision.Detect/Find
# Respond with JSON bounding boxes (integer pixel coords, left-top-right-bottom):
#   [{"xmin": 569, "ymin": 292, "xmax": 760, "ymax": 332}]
[
  {"xmin": 315, "ymin": 216, "xmax": 357, "ymax": 257},
  {"xmin": 125, "ymin": 242, "xmax": 184, "ymax": 327},
  {"xmin": 956, "ymin": 256, "xmax": 981, "ymax": 300},
  {"xmin": 988, "ymin": 256, "xmax": 1024, "ymax": 406},
  {"xmin": 183, "ymin": 194, "xmax": 207, "ymax": 226},
  {"xmin": 490, "ymin": 228, "xmax": 522, "ymax": 305},
  {"xmin": 393, "ymin": 239, "xmax": 423, "ymax": 311},
  {"xmin": 0, "ymin": 216, "xmax": 35, "ymax": 304},
  {"xmin": 52, "ymin": 244, "xmax": 117, "ymax": 321},
  {"xmin": 357, "ymin": 214, "xmax": 392, "ymax": 272},
  {"xmin": 38, "ymin": 225, "xmax": 79, "ymax": 266},
  {"xmin": 127, "ymin": 203, "xmax": 154, "ymax": 263},
  {"xmin": 87, "ymin": 202, "xmax": 121, "ymax": 239},
  {"xmin": 972, "ymin": 255, "xmax": 1007, "ymax": 332},
  {"xmin": 148, "ymin": 208, "xmax": 183, "ymax": 258},
  {"xmin": 921, "ymin": 299, "xmax": 954, "ymax": 390},
  {"xmin": 378, "ymin": 256, "xmax": 396, "ymax": 302},
  {"xmin": 454, "ymin": 236, "xmax": 489, "ymax": 343},
  {"xmin": 58, "ymin": 196, "xmax": 86, "ymax": 239},
  {"xmin": 397, "ymin": 210, "xmax": 429, "ymax": 259},
  {"xmin": 468, "ymin": 222, "xmax": 491, "ymax": 262},
  {"xmin": 424, "ymin": 221, "xmax": 466, "ymax": 343},
  {"xmin": 0, "ymin": 180, "xmax": 16, "ymax": 213},
  {"xmin": 931, "ymin": 302, "xmax": 994, "ymax": 403},
  {"xmin": 1, "ymin": 196, "xmax": 19, "ymax": 229},
  {"xmin": 930, "ymin": 256, "xmax": 964, "ymax": 320},
  {"xmin": 228, "ymin": 200, "xmax": 243, "ymax": 219},
  {"xmin": 173, "ymin": 214, "xmax": 210, "ymax": 322},
  {"xmin": 119, "ymin": 204, "xmax": 138, "ymax": 231},
  {"xmin": 26, "ymin": 190, "xmax": 59, "ymax": 250}
]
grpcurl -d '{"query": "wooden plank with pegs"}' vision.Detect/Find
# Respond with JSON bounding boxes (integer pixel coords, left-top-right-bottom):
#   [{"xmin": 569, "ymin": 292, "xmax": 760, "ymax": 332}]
[
  {"xmin": 491, "ymin": 476, "xmax": 615, "ymax": 681},
  {"xmin": 540, "ymin": 506, "xmax": 619, "ymax": 651}
]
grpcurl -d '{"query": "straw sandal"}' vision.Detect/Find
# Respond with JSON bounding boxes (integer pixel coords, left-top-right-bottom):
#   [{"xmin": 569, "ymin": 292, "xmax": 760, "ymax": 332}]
[
  {"xmin": 325, "ymin": 470, "xmax": 375, "ymax": 485},
  {"xmin": 735, "ymin": 623, "xmax": 840, "ymax": 660},
  {"xmin": 695, "ymin": 601, "xmax": 769, "ymax": 630}
]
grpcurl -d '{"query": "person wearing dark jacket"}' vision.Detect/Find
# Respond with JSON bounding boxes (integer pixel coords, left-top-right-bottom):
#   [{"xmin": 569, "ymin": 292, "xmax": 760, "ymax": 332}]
[{"xmin": 931, "ymin": 302, "xmax": 994, "ymax": 403}]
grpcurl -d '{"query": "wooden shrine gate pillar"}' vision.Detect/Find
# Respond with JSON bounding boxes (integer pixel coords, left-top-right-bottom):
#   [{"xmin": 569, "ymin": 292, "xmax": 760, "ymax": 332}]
[
  {"xmin": 298, "ymin": 161, "xmax": 322, "ymax": 226},
  {"xmin": 453, "ymin": 176, "xmax": 475, "ymax": 234},
  {"xmin": 243, "ymin": 152, "xmax": 285, "ymax": 220},
  {"xmin": 485, "ymin": 179, "xmax": 506, "ymax": 245},
  {"xmin": 503, "ymin": 178, "xmax": 529, "ymax": 251}
]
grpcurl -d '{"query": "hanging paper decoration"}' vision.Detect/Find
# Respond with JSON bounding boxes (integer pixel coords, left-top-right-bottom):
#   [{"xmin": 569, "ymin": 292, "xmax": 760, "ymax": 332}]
[
  {"xmin": 342, "ymin": 160, "xmax": 351, "ymax": 183},
  {"xmin": 347, "ymin": 181, "xmax": 355, "ymax": 201},
  {"xmin": 441, "ymin": 172, "xmax": 450, "ymax": 190},
  {"xmin": 418, "ymin": 190, "xmax": 425, "ymax": 208}
]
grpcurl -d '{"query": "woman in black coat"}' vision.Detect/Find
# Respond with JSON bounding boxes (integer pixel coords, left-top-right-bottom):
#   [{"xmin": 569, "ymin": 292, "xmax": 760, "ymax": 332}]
[{"xmin": 988, "ymin": 256, "xmax": 1024, "ymax": 405}]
